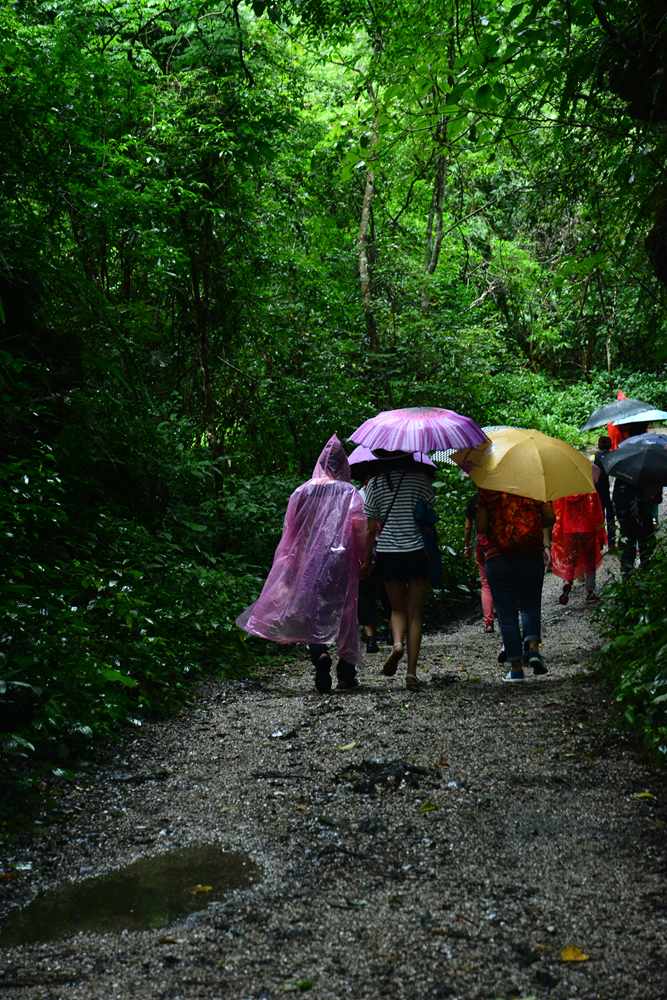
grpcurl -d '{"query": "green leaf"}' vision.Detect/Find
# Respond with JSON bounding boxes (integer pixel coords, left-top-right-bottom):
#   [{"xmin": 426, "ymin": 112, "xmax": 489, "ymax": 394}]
[
  {"xmin": 475, "ymin": 84, "xmax": 494, "ymax": 110},
  {"xmin": 103, "ymin": 669, "xmax": 139, "ymax": 688}
]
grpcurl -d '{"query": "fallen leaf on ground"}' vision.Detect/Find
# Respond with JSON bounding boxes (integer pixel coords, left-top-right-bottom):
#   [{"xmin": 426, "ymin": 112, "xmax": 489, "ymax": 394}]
[
  {"xmin": 158, "ymin": 937, "xmax": 186, "ymax": 944},
  {"xmin": 455, "ymin": 912, "xmax": 473, "ymax": 925},
  {"xmin": 188, "ymin": 884, "xmax": 212, "ymax": 894},
  {"xmin": 430, "ymin": 928, "xmax": 447, "ymax": 937},
  {"xmin": 337, "ymin": 742, "xmax": 356, "ymax": 750},
  {"xmin": 532, "ymin": 943, "xmax": 554, "ymax": 952},
  {"xmin": 0, "ymin": 873, "xmax": 18, "ymax": 882},
  {"xmin": 419, "ymin": 800, "xmax": 437, "ymax": 811},
  {"xmin": 279, "ymin": 978, "xmax": 315, "ymax": 992},
  {"xmin": 633, "ymin": 792, "xmax": 656, "ymax": 799},
  {"xmin": 562, "ymin": 945, "xmax": 589, "ymax": 961}
]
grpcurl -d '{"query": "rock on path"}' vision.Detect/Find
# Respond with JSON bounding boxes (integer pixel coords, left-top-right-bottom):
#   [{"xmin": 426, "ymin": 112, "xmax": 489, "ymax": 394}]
[{"xmin": 1, "ymin": 557, "xmax": 666, "ymax": 1000}]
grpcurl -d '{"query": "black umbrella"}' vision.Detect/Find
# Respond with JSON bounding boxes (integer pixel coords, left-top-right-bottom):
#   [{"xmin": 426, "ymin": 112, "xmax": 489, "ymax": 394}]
[
  {"xmin": 599, "ymin": 438, "xmax": 667, "ymax": 487},
  {"xmin": 580, "ymin": 397, "xmax": 655, "ymax": 432}
]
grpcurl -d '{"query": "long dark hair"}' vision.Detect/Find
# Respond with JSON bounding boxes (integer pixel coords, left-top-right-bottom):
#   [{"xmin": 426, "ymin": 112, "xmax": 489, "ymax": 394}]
[{"xmin": 378, "ymin": 454, "xmax": 431, "ymax": 489}]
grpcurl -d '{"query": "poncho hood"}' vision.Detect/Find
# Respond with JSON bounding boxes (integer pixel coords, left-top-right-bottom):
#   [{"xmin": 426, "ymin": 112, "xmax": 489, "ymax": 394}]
[{"xmin": 312, "ymin": 434, "xmax": 351, "ymax": 482}]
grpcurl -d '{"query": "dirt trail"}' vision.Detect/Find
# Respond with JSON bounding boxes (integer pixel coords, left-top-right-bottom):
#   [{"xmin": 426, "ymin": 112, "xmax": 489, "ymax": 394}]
[{"xmin": 1, "ymin": 557, "xmax": 666, "ymax": 1000}]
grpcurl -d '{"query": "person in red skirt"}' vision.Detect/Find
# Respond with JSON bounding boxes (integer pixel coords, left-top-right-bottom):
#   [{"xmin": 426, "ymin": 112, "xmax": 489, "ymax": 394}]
[{"xmin": 552, "ymin": 493, "xmax": 607, "ymax": 605}]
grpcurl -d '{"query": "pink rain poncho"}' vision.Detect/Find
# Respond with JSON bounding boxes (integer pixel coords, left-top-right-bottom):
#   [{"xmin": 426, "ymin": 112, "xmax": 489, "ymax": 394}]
[
  {"xmin": 552, "ymin": 493, "xmax": 607, "ymax": 583},
  {"xmin": 235, "ymin": 435, "xmax": 366, "ymax": 665}
]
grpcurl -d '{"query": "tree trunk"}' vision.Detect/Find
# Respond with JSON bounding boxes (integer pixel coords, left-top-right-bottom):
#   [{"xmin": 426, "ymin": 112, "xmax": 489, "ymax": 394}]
[
  {"xmin": 421, "ymin": 152, "xmax": 447, "ymax": 312},
  {"xmin": 595, "ymin": 267, "xmax": 613, "ymax": 391},
  {"xmin": 356, "ymin": 88, "xmax": 380, "ymax": 354}
]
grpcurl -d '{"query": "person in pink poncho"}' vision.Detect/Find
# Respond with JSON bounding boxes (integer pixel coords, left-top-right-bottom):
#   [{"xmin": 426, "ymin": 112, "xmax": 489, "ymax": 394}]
[
  {"xmin": 236, "ymin": 435, "xmax": 366, "ymax": 693},
  {"xmin": 552, "ymin": 492, "xmax": 607, "ymax": 605}
]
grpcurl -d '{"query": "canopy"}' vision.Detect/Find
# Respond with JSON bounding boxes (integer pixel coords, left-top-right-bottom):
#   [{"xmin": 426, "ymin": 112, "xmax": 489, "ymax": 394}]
[
  {"xmin": 599, "ymin": 437, "xmax": 667, "ymax": 488},
  {"xmin": 349, "ymin": 406, "xmax": 487, "ymax": 453},
  {"xmin": 580, "ymin": 397, "xmax": 655, "ymax": 432},
  {"xmin": 450, "ymin": 427, "xmax": 594, "ymax": 502}
]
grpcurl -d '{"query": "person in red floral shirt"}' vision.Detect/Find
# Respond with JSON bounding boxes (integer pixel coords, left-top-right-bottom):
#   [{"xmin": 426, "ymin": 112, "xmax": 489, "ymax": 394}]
[{"xmin": 476, "ymin": 490, "xmax": 555, "ymax": 683}]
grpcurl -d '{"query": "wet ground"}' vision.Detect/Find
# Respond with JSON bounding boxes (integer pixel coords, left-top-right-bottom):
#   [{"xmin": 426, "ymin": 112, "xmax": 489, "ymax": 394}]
[{"xmin": 1, "ymin": 554, "xmax": 666, "ymax": 1000}]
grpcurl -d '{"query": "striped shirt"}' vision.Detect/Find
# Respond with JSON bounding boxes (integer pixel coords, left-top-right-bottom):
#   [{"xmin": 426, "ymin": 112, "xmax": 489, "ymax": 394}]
[{"xmin": 363, "ymin": 470, "xmax": 436, "ymax": 552}]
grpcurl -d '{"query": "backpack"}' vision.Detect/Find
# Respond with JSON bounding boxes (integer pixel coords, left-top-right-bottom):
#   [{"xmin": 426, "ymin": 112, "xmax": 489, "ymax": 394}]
[
  {"xmin": 414, "ymin": 499, "xmax": 443, "ymax": 587},
  {"xmin": 613, "ymin": 480, "xmax": 640, "ymax": 518},
  {"xmin": 489, "ymin": 493, "xmax": 542, "ymax": 552}
]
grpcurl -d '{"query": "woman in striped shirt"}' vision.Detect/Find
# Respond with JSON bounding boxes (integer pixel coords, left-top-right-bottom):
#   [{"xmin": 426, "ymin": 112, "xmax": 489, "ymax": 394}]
[{"xmin": 361, "ymin": 453, "xmax": 436, "ymax": 688}]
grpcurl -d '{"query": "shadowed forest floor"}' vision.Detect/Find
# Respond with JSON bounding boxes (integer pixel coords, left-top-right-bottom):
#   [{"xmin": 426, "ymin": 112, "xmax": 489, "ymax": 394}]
[{"xmin": 1, "ymin": 558, "xmax": 666, "ymax": 1000}]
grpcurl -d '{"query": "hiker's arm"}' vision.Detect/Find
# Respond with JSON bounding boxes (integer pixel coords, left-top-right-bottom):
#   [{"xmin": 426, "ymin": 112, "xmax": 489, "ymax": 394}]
[
  {"xmin": 360, "ymin": 517, "xmax": 377, "ymax": 579},
  {"xmin": 464, "ymin": 516, "xmax": 473, "ymax": 559},
  {"xmin": 541, "ymin": 502, "xmax": 555, "ymax": 568}
]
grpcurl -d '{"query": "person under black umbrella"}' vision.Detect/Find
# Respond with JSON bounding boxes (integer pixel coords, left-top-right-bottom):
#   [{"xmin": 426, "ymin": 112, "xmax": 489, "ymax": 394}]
[
  {"xmin": 613, "ymin": 479, "xmax": 662, "ymax": 576},
  {"xmin": 599, "ymin": 431, "xmax": 667, "ymax": 577}
]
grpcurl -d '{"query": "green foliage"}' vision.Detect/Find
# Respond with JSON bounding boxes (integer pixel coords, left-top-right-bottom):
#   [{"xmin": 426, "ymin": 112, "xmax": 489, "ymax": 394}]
[
  {"xmin": 3, "ymin": 0, "xmax": 667, "ymax": 805},
  {"xmin": 597, "ymin": 544, "xmax": 667, "ymax": 769}
]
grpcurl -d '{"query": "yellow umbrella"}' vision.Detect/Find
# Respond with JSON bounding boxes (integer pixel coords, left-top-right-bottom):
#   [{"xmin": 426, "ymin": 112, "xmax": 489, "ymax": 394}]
[{"xmin": 450, "ymin": 427, "xmax": 594, "ymax": 502}]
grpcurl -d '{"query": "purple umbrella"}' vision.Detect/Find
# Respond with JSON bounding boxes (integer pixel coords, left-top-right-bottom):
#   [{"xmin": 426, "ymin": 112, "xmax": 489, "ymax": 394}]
[
  {"xmin": 348, "ymin": 444, "xmax": 435, "ymax": 468},
  {"xmin": 349, "ymin": 406, "xmax": 487, "ymax": 454}
]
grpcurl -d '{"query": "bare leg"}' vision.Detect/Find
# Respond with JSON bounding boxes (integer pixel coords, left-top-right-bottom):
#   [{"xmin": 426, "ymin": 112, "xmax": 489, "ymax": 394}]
[
  {"xmin": 382, "ymin": 580, "xmax": 407, "ymax": 675},
  {"xmin": 405, "ymin": 577, "xmax": 430, "ymax": 676}
]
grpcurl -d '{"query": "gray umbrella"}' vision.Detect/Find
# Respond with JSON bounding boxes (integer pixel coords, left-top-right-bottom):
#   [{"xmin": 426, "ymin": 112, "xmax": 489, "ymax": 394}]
[
  {"xmin": 580, "ymin": 398, "xmax": 655, "ymax": 432},
  {"xmin": 608, "ymin": 408, "xmax": 667, "ymax": 426}
]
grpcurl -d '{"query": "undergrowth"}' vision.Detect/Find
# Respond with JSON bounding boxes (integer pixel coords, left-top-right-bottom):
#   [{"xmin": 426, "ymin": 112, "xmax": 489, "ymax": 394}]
[{"xmin": 597, "ymin": 540, "xmax": 667, "ymax": 770}]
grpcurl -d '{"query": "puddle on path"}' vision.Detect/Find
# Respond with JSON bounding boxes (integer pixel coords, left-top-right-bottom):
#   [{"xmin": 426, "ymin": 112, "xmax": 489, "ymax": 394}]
[{"xmin": 0, "ymin": 844, "xmax": 260, "ymax": 947}]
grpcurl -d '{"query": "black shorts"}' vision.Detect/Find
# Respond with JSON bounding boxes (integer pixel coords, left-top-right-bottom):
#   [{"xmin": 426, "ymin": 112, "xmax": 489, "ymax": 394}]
[{"xmin": 375, "ymin": 549, "xmax": 430, "ymax": 582}]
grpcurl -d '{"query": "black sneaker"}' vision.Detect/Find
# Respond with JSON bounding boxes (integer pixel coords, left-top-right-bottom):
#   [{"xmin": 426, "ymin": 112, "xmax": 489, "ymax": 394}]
[
  {"xmin": 366, "ymin": 635, "xmax": 379, "ymax": 654},
  {"xmin": 529, "ymin": 651, "xmax": 548, "ymax": 676},
  {"xmin": 385, "ymin": 628, "xmax": 393, "ymax": 646},
  {"xmin": 315, "ymin": 653, "xmax": 332, "ymax": 694}
]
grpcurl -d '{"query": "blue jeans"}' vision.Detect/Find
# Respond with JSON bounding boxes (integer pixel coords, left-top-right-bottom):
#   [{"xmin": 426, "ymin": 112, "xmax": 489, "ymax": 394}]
[{"xmin": 485, "ymin": 553, "xmax": 544, "ymax": 664}]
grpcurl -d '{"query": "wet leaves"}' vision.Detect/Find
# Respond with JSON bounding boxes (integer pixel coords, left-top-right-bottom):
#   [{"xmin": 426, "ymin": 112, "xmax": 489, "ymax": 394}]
[{"xmin": 561, "ymin": 945, "xmax": 589, "ymax": 961}]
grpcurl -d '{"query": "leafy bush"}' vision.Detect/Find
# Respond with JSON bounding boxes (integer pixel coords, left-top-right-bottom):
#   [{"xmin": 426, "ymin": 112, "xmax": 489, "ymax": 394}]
[
  {"xmin": 0, "ymin": 448, "xmax": 288, "ymax": 815},
  {"xmin": 597, "ymin": 540, "xmax": 667, "ymax": 769}
]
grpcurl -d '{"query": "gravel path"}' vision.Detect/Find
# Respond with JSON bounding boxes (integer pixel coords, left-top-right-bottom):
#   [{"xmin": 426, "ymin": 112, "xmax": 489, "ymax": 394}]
[{"xmin": 1, "ymin": 555, "xmax": 666, "ymax": 1000}]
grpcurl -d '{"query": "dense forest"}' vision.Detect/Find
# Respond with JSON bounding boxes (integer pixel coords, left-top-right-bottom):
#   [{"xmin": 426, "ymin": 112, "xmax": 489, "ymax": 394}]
[{"xmin": 2, "ymin": 0, "xmax": 667, "ymax": 814}]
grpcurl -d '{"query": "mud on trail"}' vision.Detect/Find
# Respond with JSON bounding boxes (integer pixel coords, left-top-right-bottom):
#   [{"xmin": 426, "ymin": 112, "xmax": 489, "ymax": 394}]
[{"xmin": 1, "ymin": 561, "xmax": 666, "ymax": 1000}]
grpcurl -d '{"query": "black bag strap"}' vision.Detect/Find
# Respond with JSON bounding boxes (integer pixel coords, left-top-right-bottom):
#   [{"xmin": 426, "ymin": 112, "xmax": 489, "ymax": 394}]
[{"xmin": 380, "ymin": 469, "xmax": 406, "ymax": 529}]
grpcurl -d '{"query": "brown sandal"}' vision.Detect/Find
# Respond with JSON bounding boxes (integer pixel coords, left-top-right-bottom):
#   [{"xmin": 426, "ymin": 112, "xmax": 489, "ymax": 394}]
[
  {"xmin": 382, "ymin": 643, "xmax": 404, "ymax": 676},
  {"xmin": 406, "ymin": 673, "xmax": 425, "ymax": 690}
]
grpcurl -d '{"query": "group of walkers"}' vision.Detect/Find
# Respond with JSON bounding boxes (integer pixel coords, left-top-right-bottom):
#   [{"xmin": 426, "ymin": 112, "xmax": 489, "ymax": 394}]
[{"xmin": 237, "ymin": 425, "xmax": 662, "ymax": 692}]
